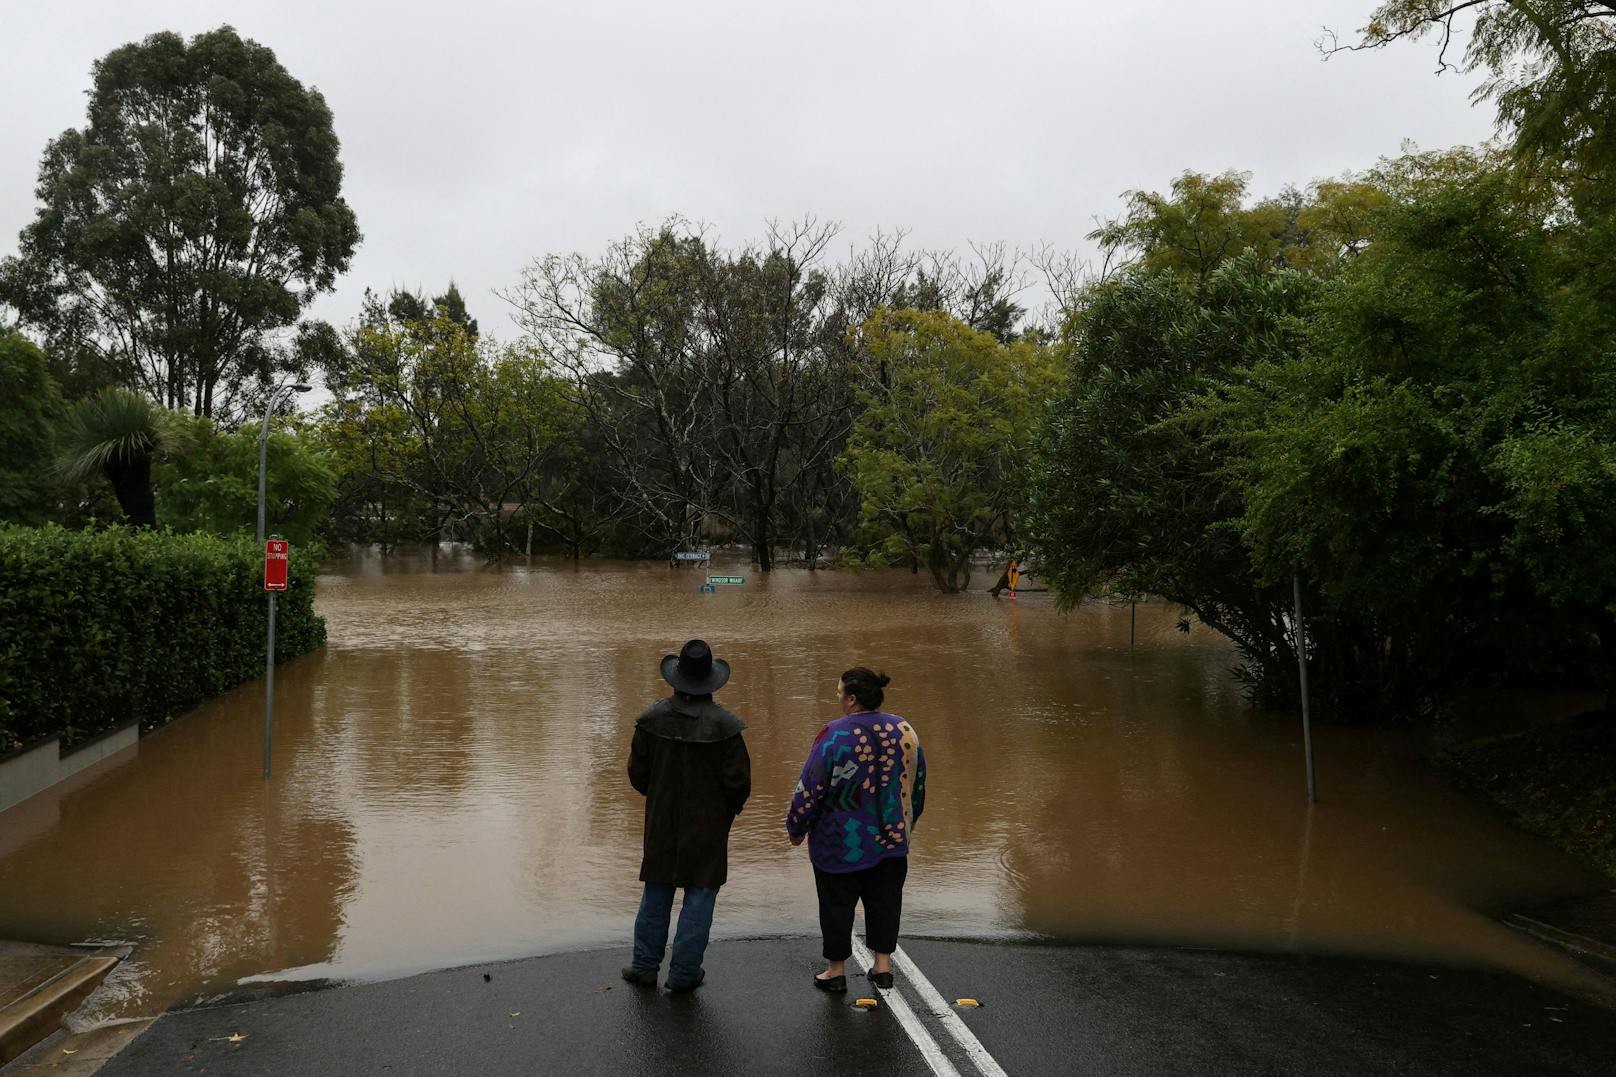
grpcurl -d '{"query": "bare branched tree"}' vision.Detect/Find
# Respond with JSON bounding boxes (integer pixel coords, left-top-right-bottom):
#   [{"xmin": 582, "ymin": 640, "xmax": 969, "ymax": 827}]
[
  {"xmin": 1032, "ymin": 242, "xmax": 1098, "ymax": 325},
  {"xmin": 503, "ymin": 221, "xmax": 1066, "ymax": 568},
  {"xmin": 694, "ymin": 217, "xmax": 855, "ymax": 569},
  {"xmin": 503, "ymin": 222, "xmax": 729, "ymax": 554}
]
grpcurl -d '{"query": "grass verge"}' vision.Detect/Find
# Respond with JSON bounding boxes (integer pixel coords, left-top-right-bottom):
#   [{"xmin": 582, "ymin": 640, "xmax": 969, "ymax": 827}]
[{"xmin": 1442, "ymin": 709, "xmax": 1616, "ymax": 879}]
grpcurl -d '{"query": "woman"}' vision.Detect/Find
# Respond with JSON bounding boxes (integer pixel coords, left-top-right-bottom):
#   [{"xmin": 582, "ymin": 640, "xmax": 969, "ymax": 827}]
[{"xmin": 785, "ymin": 667, "xmax": 927, "ymax": 992}]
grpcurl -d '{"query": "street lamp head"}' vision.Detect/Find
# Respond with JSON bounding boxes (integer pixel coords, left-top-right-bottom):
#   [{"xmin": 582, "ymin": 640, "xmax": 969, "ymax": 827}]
[{"xmin": 292, "ymin": 383, "xmax": 312, "ymax": 393}]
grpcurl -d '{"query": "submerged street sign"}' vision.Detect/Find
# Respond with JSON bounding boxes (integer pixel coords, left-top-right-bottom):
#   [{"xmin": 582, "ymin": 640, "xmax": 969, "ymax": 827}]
[
  {"xmin": 708, "ymin": 575, "xmax": 745, "ymax": 585},
  {"xmin": 673, "ymin": 551, "xmax": 710, "ymax": 561}
]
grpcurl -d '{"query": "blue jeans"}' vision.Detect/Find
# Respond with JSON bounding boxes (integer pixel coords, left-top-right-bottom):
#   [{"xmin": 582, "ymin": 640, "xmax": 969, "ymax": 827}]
[{"xmin": 631, "ymin": 883, "xmax": 718, "ymax": 987}]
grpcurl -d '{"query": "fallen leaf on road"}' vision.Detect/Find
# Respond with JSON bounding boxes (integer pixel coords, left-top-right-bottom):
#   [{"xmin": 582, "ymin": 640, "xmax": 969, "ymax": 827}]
[
  {"xmin": 228, "ymin": 1033, "xmax": 248, "ymax": 1043},
  {"xmin": 510, "ymin": 1012, "xmax": 521, "ymax": 1017},
  {"xmin": 62, "ymin": 1049, "xmax": 78, "ymax": 1055}
]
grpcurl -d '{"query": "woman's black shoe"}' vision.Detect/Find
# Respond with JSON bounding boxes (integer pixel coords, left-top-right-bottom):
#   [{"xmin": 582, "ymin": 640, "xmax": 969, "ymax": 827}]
[
  {"xmin": 866, "ymin": 970, "xmax": 894, "ymax": 989},
  {"xmin": 813, "ymin": 974, "xmax": 847, "ymax": 993}
]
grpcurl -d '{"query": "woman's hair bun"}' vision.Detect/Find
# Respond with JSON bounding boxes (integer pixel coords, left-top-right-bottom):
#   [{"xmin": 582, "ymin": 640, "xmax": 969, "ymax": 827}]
[{"xmin": 840, "ymin": 666, "xmax": 891, "ymax": 710}]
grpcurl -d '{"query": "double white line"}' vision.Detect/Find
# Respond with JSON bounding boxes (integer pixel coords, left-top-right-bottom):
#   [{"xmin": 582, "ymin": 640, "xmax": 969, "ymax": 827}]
[{"xmin": 849, "ymin": 939, "xmax": 1010, "ymax": 1077}]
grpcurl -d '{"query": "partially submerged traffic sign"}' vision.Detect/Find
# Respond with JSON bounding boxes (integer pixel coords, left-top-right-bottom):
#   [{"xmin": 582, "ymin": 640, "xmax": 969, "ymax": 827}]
[
  {"xmin": 264, "ymin": 540, "xmax": 289, "ymax": 591},
  {"xmin": 708, "ymin": 575, "xmax": 745, "ymax": 585}
]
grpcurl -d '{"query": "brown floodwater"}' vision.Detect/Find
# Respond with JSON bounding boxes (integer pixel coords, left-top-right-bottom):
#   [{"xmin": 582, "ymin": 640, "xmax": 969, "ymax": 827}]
[{"xmin": 1, "ymin": 548, "xmax": 1609, "ymax": 1022}]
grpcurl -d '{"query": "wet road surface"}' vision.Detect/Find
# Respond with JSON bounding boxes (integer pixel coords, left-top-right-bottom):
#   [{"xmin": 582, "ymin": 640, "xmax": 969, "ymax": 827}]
[{"xmin": 95, "ymin": 937, "xmax": 1616, "ymax": 1076}]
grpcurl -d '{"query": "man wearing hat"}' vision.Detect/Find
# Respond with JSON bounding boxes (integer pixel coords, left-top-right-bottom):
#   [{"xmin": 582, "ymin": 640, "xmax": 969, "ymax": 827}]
[{"xmin": 623, "ymin": 639, "xmax": 751, "ymax": 991}]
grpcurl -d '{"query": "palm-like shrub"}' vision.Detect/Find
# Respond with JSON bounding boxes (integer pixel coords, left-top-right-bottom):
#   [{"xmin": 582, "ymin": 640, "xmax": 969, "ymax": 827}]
[{"xmin": 57, "ymin": 389, "xmax": 176, "ymax": 527}]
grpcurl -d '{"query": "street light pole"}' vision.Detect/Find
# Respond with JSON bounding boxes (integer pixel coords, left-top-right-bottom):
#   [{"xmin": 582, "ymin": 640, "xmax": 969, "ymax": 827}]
[{"xmin": 259, "ymin": 383, "xmax": 311, "ymax": 779}]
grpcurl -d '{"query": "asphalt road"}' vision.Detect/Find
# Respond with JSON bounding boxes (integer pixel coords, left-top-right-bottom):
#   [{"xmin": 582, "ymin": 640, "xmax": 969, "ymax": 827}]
[{"xmin": 97, "ymin": 937, "xmax": 1616, "ymax": 1076}]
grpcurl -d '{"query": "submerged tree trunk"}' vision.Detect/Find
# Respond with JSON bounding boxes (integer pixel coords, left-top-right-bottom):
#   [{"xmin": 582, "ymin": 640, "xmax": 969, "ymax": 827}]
[
  {"xmin": 950, "ymin": 546, "xmax": 973, "ymax": 593},
  {"xmin": 752, "ymin": 509, "xmax": 774, "ymax": 572},
  {"xmin": 927, "ymin": 544, "xmax": 972, "ymax": 594},
  {"xmin": 744, "ymin": 471, "xmax": 777, "ymax": 571}
]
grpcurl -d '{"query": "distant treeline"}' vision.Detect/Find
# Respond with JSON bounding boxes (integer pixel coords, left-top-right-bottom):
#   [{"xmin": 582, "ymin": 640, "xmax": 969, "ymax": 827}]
[{"xmin": 4, "ymin": 5, "xmax": 1616, "ymax": 719}]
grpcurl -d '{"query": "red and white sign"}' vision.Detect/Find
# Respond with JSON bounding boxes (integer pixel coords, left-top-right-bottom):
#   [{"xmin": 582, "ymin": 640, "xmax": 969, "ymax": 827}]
[{"xmin": 264, "ymin": 539, "xmax": 289, "ymax": 591}]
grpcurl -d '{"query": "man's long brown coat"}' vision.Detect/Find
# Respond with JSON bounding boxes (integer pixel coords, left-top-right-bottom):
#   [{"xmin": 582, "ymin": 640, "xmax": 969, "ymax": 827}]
[{"xmin": 628, "ymin": 695, "xmax": 751, "ymax": 889}]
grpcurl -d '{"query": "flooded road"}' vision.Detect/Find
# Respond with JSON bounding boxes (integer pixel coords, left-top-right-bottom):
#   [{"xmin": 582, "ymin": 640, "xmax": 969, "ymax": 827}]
[{"xmin": 0, "ymin": 549, "xmax": 1608, "ymax": 1020}]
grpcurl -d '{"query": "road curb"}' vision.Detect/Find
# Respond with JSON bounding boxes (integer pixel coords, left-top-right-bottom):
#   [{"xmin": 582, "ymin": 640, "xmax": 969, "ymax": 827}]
[
  {"xmin": 0, "ymin": 954, "xmax": 120, "ymax": 1064},
  {"xmin": 1504, "ymin": 913, "xmax": 1616, "ymax": 969}
]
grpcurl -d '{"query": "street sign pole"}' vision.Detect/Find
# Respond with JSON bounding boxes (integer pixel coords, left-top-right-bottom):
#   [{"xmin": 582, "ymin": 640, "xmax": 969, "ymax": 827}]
[
  {"xmin": 1293, "ymin": 573, "xmax": 1317, "ymax": 804},
  {"xmin": 263, "ymin": 539, "xmax": 290, "ymax": 780},
  {"xmin": 264, "ymin": 589, "xmax": 276, "ymax": 780}
]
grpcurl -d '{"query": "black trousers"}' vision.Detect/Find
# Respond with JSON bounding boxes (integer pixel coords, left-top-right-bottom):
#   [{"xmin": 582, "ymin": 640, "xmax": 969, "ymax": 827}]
[{"xmin": 813, "ymin": 855, "xmax": 908, "ymax": 961}]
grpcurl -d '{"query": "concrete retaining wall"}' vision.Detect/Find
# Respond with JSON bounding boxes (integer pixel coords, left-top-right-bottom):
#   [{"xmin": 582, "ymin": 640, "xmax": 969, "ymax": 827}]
[{"xmin": 0, "ymin": 724, "xmax": 139, "ymax": 814}]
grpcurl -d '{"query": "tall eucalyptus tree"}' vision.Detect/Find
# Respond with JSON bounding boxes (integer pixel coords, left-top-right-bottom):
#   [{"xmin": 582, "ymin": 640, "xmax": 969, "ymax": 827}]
[{"xmin": 0, "ymin": 26, "xmax": 359, "ymax": 421}]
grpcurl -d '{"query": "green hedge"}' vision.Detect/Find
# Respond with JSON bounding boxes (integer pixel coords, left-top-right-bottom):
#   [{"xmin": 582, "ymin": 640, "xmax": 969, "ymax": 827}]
[{"xmin": 0, "ymin": 525, "xmax": 326, "ymax": 752}]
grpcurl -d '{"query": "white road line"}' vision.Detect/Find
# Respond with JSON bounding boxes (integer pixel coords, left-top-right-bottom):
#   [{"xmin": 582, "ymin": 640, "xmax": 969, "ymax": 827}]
[
  {"xmin": 849, "ymin": 939, "xmax": 963, "ymax": 1077},
  {"xmin": 892, "ymin": 944, "xmax": 1011, "ymax": 1077}
]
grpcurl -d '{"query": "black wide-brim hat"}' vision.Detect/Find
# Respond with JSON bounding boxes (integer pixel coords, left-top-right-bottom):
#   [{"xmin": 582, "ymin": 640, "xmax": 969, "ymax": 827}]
[{"xmin": 661, "ymin": 638, "xmax": 731, "ymax": 695}]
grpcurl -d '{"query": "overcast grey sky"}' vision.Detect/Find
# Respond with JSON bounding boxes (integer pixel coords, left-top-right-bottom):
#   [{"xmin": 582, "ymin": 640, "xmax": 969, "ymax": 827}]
[{"xmin": 2, "ymin": 0, "xmax": 1494, "ymax": 335}]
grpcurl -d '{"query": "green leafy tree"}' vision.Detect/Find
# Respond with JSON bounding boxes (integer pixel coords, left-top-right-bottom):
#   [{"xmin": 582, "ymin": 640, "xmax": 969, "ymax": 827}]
[
  {"xmin": 320, "ymin": 297, "xmax": 577, "ymax": 558},
  {"xmin": 841, "ymin": 309, "xmax": 1056, "ymax": 593},
  {"xmin": 0, "ymin": 332, "xmax": 63, "ymax": 524},
  {"xmin": 0, "ymin": 25, "xmax": 360, "ymax": 420},
  {"xmin": 155, "ymin": 417, "xmax": 335, "ymax": 546},
  {"xmin": 315, "ymin": 392, "xmax": 429, "ymax": 548},
  {"xmin": 1304, "ymin": 8, "xmax": 1616, "ymax": 707},
  {"xmin": 1030, "ymin": 152, "xmax": 1600, "ymax": 714},
  {"xmin": 1033, "ymin": 169, "xmax": 1357, "ymax": 699},
  {"xmin": 387, "ymin": 282, "xmax": 479, "ymax": 340},
  {"xmin": 1091, "ymin": 169, "xmax": 1389, "ymax": 282},
  {"xmin": 1028, "ymin": 254, "xmax": 1319, "ymax": 697},
  {"xmin": 1207, "ymin": 154, "xmax": 1616, "ymax": 708}
]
